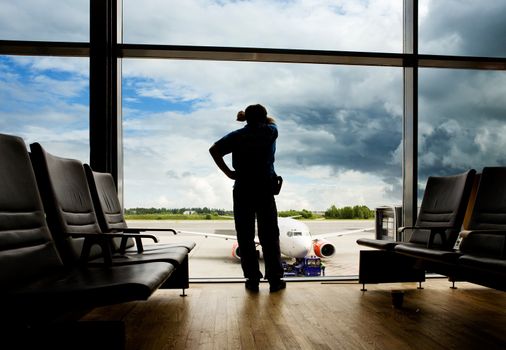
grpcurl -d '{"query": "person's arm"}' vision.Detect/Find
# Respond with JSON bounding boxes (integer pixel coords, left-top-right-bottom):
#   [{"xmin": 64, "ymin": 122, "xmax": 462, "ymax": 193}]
[{"xmin": 209, "ymin": 144, "xmax": 236, "ymax": 180}]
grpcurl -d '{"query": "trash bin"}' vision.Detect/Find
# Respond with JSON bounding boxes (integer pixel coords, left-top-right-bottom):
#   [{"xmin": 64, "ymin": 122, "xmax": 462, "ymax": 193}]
[{"xmin": 375, "ymin": 206, "xmax": 402, "ymax": 241}]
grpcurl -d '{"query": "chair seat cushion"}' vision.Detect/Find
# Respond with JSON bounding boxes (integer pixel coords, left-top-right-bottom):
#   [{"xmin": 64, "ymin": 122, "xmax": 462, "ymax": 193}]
[
  {"xmin": 89, "ymin": 246, "xmax": 190, "ymax": 267},
  {"xmin": 458, "ymin": 255, "xmax": 506, "ymax": 274},
  {"xmin": 394, "ymin": 244, "xmax": 461, "ymax": 264},
  {"xmin": 356, "ymin": 238, "xmax": 399, "ymax": 250},
  {"xmin": 139, "ymin": 241, "xmax": 196, "ymax": 252},
  {"xmin": 8, "ymin": 262, "xmax": 174, "ymax": 308}
]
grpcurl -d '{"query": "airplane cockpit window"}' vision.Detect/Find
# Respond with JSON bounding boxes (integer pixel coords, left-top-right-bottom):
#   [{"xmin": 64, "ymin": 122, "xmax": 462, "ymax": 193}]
[{"xmin": 287, "ymin": 231, "xmax": 302, "ymax": 237}]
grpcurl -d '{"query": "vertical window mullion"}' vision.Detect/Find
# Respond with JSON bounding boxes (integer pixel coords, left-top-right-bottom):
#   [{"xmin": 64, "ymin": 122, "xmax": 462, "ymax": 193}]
[
  {"xmin": 402, "ymin": 0, "xmax": 418, "ymax": 231},
  {"xmin": 90, "ymin": 0, "xmax": 119, "ymax": 184}
]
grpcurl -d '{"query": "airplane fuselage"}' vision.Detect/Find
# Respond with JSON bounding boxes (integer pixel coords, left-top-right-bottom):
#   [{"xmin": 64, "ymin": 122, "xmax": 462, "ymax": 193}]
[{"xmin": 278, "ymin": 217, "xmax": 313, "ymax": 258}]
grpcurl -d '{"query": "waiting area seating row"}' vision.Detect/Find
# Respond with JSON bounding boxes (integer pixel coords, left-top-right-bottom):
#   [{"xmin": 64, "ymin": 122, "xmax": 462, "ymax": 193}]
[
  {"xmin": 0, "ymin": 133, "xmax": 196, "ymax": 348},
  {"xmin": 357, "ymin": 168, "xmax": 506, "ymax": 292},
  {"xmin": 30, "ymin": 141, "xmax": 195, "ymax": 293}
]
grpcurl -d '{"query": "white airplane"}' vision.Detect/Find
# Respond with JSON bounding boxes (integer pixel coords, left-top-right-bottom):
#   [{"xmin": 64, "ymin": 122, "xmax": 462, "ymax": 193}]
[{"xmin": 177, "ymin": 217, "xmax": 373, "ymax": 260}]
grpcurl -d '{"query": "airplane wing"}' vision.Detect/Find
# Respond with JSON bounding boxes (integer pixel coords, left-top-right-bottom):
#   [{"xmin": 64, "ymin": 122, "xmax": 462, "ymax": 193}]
[
  {"xmin": 176, "ymin": 229, "xmax": 238, "ymax": 241},
  {"xmin": 311, "ymin": 227, "xmax": 374, "ymax": 240}
]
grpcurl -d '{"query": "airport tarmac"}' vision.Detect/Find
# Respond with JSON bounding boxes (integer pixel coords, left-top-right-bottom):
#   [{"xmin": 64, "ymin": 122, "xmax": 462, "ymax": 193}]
[{"xmin": 127, "ymin": 219, "xmax": 376, "ymax": 280}]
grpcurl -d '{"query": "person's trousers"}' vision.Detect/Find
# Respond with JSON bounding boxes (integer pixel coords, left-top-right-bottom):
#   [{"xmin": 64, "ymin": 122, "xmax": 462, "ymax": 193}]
[{"xmin": 233, "ymin": 186, "xmax": 283, "ymax": 281}]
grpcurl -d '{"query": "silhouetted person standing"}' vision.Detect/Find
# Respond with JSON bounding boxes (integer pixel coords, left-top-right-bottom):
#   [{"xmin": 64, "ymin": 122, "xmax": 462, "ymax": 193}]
[{"xmin": 209, "ymin": 104, "xmax": 285, "ymax": 292}]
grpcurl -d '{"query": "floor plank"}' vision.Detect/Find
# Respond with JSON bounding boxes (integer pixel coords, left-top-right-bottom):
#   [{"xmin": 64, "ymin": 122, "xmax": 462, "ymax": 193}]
[{"xmin": 83, "ymin": 279, "xmax": 506, "ymax": 350}]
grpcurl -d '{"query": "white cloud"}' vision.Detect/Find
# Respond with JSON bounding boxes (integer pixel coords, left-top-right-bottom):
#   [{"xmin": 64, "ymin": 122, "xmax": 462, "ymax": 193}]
[
  {"xmin": 123, "ymin": 0, "xmax": 402, "ymax": 52},
  {"xmin": 277, "ymin": 168, "xmax": 399, "ymax": 211},
  {"xmin": 0, "ymin": 0, "xmax": 88, "ymax": 42}
]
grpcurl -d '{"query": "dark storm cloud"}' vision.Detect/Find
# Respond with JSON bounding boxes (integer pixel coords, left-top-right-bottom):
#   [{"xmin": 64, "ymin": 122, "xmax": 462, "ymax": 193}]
[
  {"xmin": 420, "ymin": 1, "xmax": 506, "ymax": 57},
  {"xmin": 276, "ymin": 104, "xmax": 402, "ymax": 180},
  {"xmin": 419, "ymin": 68, "xmax": 506, "ymax": 172},
  {"xmin": 420, "ymin": 69, "xmax": 506, "ymax": 124}
]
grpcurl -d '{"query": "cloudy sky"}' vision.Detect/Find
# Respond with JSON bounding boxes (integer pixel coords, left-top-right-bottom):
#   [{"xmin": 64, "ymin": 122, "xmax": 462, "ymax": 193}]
[{"xmin": 1, "ymin": 0, "xmax": 506, "ymax": 211}]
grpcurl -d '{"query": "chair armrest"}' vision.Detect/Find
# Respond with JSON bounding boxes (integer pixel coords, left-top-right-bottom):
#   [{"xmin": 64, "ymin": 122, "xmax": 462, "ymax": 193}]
[
  {"xmin": 398, "ymin": 225, "xmax": 445, "ymax": 233},
  {"xmin": 398, "ymin": 226, "xmax": 449, "ymax": 247},
  {"xmin": 116, "ymin": 232, "xmax": 159, "ymax": 254},
  {"xmin": 69, "ymin": 232, "xmax": 159, "ymax": 262},
  {"xmin": 122, "ymin": 227, "xmax": 178, "ymax": 235},
  {"xmin": 70, "ymin": 232, "xmax": 158, "ymax": 243},
  {"xmin": 398, "ymin": 225, "xmax": 451, "ymax": 232},
  {"xmin": 397, "ymin": 226, "xmax": 412, "ymax": 234},
  {"xmin": 118, "ymin": 233, "xmax": 158, "ymax": 254},
  {"xmin": 121, "ymin": 229, "xmax": 176, "ymax": 254},
  {"xmin": 69, "ymin": 232, "xmax": 115, "ymax": 265},
  {"xmin": 72, "ymin": 231, "xmax": 157, "ymax": 239},
  {"xmin": 397, "ymin": 226, "xmax": 414, "ymax": 241}
]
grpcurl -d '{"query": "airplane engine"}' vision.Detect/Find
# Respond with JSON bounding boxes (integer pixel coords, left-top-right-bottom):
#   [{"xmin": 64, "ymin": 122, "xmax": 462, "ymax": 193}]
[
  {"xmin": 232, "ymin": 241, "xmax": 241, "ymax": 259},
  {"xmin": 313, "ymin": 239, "xmax": 336, "ymax": 258},
  {"xmin": 231, "ymin": 242, "xmax": 262, "ymax": 260}
]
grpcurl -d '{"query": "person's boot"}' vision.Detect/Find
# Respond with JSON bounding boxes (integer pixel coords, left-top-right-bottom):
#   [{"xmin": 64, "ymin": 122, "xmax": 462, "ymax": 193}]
[
  {"xmin": 245, "ymin": 279, "xmax": 260, "ymax": 292},
  {"xmin": 269, "ymin": 279, "xmax": 286, "ymax": 292}
]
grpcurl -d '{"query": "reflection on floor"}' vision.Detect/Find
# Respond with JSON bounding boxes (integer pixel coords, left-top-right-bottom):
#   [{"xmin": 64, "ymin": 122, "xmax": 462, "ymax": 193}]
[{"xmin": 84, "ymin": 279, "xmax": 506, "ymax": 350}]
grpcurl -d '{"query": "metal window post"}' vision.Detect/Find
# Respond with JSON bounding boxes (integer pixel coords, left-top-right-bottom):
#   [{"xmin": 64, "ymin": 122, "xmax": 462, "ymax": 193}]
[
  {"xmin": 403, "ymin": 0, "xmax": 418, "ymax": 230},
  {"xmin": 89, "ymin": 0, "xmax": 122, "ymax": 194}
]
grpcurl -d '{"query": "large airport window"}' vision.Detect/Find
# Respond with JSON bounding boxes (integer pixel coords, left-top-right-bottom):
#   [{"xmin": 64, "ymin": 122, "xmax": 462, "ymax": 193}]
[
  {"xmin": 122, "ymin": 58, "xmax": 403, "ymax": 278},
  {"xmin": 418, "ymin": 68, "xmax": 506, "ymax": 193},
  {"xmin": 0, "ymin": 55, "xmax": 90, "ymax": 161},
  {"xmin": 2, "ymin": 0, "xmax": 504, "ymax": 282},
  {"xmin": 122, "ymin": 0, "xmax": 403, "ymax": 53},
  {"xmin": 419, "ymin": 0, "xmax": 506, "ymax": 58},
  {"xmin": 0, "ymin": 0, "xmax": 89, "ymax": 42}
]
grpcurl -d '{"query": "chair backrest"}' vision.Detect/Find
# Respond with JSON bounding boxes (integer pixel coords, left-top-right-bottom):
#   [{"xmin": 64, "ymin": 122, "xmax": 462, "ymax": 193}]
[
  {"xmin": 84, "ymin": 164, "xmax": 128, "ymax": 232},
  {"xmin": 30, "ymin": 142, "xmax": 103, "ymax": 264},
  {"xmin": 0, "ymin": 134, "xmax": 64, "ymax": 290},
  {"xmin": 84, "ymin": 164, "xmax": 136, "ymax": 251},
  {"xmin": 409, "ymin": 169, "xmax": 476, "ymax": 248},
  {"xmin": 467, "ymin": 167, "xmax": 506, "ymax": 230}
]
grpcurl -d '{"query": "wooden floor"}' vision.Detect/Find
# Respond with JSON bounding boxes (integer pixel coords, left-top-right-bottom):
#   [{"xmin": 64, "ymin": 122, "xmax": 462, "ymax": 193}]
[{"xmin": 84, "ymin": 279, "xmax": 506, "ymax": 350}]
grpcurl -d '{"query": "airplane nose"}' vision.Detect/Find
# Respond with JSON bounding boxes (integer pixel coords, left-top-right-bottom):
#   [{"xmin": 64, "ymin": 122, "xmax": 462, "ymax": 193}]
[{"xmin": 292, "ymin": 243, "xmax": 311, "ymax": 258}]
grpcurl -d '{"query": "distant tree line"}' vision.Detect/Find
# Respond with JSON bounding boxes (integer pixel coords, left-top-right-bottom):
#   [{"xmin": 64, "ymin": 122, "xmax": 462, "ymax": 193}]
[
  {"xmin": 125, "ymin": 207, "xmax": 232, "ymax": 216},
  {"xmin": 278, "ymin": 209, "xmax": 315, "ymax": 219},
  {"xmin": 324, "ymin": 205, "xmax": 374, "ymax": 219},
  {"xmin": 125, "ymin": 206, "xmax": 373, "ymax": 220}
]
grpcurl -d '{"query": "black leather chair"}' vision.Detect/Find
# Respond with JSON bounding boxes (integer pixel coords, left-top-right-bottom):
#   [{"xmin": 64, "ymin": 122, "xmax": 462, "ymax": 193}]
[
  {"xmin": 29, "ymin": 142, "xmax": 195, "ymax": 294},
  {"xmin": 357, "ymin": 170, "xmax": 476, "ymax": 290},
  {"xmin": 394, "ymin": 167, "xmax": 506, "ymax": 290},
  {"xmin": 358, "ymin": 170, "xmax": 476, "ymax": 251},
  {"xmin": 453, "ymin": 167, "xmax": 506, "ymax": 290},
  {"xmin": 0, "ymin": 133, "xmax": 174, "ymax": 345}
]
